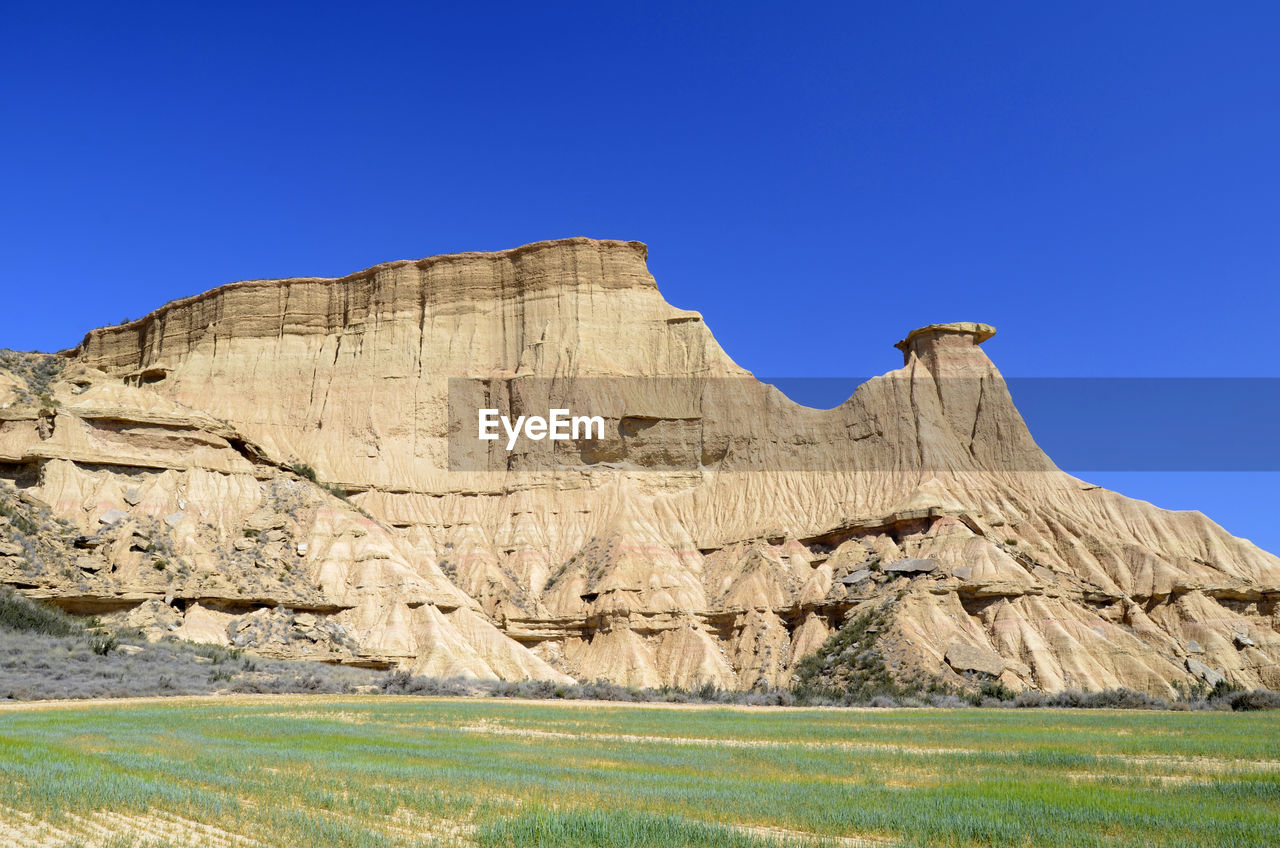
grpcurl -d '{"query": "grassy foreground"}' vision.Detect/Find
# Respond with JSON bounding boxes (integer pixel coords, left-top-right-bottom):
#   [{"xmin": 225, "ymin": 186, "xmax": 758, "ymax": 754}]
[{"xmin": 0, "ymin": 697, "xmax": 1276, "ymax": 847}]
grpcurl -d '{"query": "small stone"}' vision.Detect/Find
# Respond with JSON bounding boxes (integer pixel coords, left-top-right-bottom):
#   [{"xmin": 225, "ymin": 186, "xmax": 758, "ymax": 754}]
[
  {"xmin": 1186, "ymin": 640, "xmax": 1204, "ymax": 654},
  {"xmin": 234, "ymin": 537, "xmax": 255, "ymax": 551},
  {"xmin": 296, "ymin": 542, "xmax": 309, "ymax": 557},
  {"xmin": 123, "ymin": 488, "xmax": 142, "ymax": 506},
  {"xmin": 164, "ymin": 512, "xmax": 185, "ymax": 528},
  {"xmin": 1234, "ymin": 633, "xmax": 1256, "ymax": 648},
  {"xmin": 265, "ymin": 529, "xmax": 286, "ymax": 543},
  {"xmin": 0, "ymin": 541, "xmax": 22, "ymax": 557},
  {"xmin": 99, "ymin": 509, "xmax": 128, "ymax": 526}
]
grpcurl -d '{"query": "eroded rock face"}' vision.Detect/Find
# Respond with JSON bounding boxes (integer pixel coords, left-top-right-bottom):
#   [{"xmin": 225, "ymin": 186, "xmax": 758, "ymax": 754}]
[{"xmin": 1, "ymin": 238, "xmax": 1277, "ymax": 695}]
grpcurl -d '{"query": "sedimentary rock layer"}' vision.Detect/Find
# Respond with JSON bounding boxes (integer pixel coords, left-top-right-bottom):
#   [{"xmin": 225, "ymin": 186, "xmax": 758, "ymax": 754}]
[{"xmin": 0, "ymin": 238, "xmax": 1274, "ymax": 695}]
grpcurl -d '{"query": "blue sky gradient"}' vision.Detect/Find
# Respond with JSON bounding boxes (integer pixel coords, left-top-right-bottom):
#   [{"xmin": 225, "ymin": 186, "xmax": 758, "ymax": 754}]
[{"xmin": 2, "ymin": 2, "xmax": 1276, "ymax": 550}]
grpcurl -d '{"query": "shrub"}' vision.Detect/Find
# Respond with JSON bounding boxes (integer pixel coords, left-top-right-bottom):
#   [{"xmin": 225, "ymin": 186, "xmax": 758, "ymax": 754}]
[
  {"xmin": 1041, "ymin": 688, "xmax": 1168, "ymax": 710},
  {"xmin": 0, "ymin": 587, "xmax": 83, "ymax": 638},
  {"xmin": 791, "ymin": 605, "xmax": 942, "ymax": 704},
  {"xmin": 1224, "ymin": 689, "xmax": 1280, "ymax": 711},
  {"xmin": 1013, "ymin": 691, "xmax": 1046, "ymax": 708},
  {"xmin": 969, "ymin": 680, "xmax": 1017, "ymax": 705}
]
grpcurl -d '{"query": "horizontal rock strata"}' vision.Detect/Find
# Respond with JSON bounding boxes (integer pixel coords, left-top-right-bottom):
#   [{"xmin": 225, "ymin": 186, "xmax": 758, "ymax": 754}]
[{"xmin": 0, "ymin": 239, "xmax": 1274, "ymax": 695}]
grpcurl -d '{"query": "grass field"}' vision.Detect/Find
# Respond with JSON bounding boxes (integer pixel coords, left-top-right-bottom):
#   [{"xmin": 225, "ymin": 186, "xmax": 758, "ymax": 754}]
[{"xmin": 0, "ymin": 696, "xmax": 1277, "ymax": 847}]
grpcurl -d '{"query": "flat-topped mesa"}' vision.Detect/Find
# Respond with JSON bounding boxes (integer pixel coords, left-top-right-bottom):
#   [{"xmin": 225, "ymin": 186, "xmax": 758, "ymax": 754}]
[
  {"xmin": 6, "ymin": 240, "xmax": 1280, "ymax": 696},
  {"xmin": 894, "ymin": 322, "xmax": 996, "ymax": 368},
  {"xmin": 65, "ymin": 237, "xmax": 735, "ymax": 490},
  {"xmin": 73, "ymin": 237, "xmax": 655, "ymax": 375}
]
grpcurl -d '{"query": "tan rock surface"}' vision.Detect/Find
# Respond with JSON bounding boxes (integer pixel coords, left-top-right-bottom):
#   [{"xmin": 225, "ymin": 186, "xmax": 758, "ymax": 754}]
[{"xmin": 0, "ymin": 237, "xmax": 1275, "ymax": 695}]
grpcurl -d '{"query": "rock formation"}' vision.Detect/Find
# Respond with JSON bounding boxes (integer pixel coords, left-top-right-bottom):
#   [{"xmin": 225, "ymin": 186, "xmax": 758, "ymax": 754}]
[{"xmin": 2, "ymin": 238, "xmax": 1277, "ymax": 695}]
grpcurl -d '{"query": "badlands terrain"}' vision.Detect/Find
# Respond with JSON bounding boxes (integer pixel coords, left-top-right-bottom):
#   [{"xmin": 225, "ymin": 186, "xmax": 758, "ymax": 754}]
[{"xmin": 1, "ymin": 237, "xmax": 1277, "ymax": 696}]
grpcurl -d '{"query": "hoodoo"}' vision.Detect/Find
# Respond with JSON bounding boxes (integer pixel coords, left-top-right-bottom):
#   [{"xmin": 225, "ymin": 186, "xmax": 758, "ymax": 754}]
[
  {"xmin": 894, "ymin": 321, "xmax": 997, "ymax": 363},
  {"xmin": 1, "ymin": 238, "xmax": 1276, "ymax": 695}
]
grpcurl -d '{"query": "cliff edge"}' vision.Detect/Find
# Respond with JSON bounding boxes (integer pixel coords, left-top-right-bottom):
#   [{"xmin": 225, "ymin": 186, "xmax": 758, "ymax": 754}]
[{"xmin": 0, "ymin": 238, "xmax": 1274, "ymax": 695}]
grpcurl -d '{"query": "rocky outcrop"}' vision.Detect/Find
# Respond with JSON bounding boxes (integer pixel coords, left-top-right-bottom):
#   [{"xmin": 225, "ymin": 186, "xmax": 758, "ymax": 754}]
[{"xmin": 0, "ymin": 238, "xmax": 1276, "ymax": 695}]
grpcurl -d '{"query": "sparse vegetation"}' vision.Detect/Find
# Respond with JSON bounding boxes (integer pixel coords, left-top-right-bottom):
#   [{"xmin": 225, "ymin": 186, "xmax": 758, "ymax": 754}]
[
  {"xmin": 0, "ymin": 348, "xmax": 66, "ymax": 404},
  {"xmin": 285, "ymin": 460, "xmax": 367, "ymax": 513},
  {"xmin": 0, "ymin": 492, "xmax": 43, "ymax": 538},
  {"xmin": 289, "ymin": 462, "xmax": 318, "ymax": 483},
  {"xmin": 0, "ymin": 585, "xmax": 83, "ymax": 638},
  {"xmin": 791, "ymin": 606, "xmax": 947, "ymax": 704},
  {"xmin": 789, "ymin": 605, "xmax": 1279, "ymax": 711},
  {"xmin": 3, "ymin": 584, "xmax": 1276, "ymax": 711},
  {"xmin": 0, "ymin": 588, "xmax": 382, "ymax": 700},
  {"xmin": 90, "ymin": 632, "xmax": 117, "ymax": 655}
]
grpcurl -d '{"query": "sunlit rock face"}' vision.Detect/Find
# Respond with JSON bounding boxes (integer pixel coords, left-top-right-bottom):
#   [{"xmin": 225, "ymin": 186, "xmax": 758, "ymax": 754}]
[{"xmin": 1, "ymin": 238, "xmax": 1276, "ymax": 694}]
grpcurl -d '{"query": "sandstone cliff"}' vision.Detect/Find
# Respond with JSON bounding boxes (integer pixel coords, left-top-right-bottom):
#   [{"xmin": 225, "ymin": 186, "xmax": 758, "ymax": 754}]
[{"xmin": 1, "ymin": 238, "xmax": 1276, "ymax": 695}]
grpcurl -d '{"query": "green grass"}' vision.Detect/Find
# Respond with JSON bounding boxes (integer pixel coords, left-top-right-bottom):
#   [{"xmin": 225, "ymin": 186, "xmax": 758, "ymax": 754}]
[
  {"xmin": 0, "ymin": 697, "xmax": 1276, "ymax": 847},
  {"xmin": 477, "ymin": 809, "xmax": 788, "ymax": 847}
]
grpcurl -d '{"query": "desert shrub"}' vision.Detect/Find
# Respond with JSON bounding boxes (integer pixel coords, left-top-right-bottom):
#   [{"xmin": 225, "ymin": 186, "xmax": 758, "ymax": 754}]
[
  {"xmin": 0, "ymin": 587, "xmax": 83, "ymax": 637},
  {"xmin": 0, "ymin": 495, "xmax": 42, "ymax": 537},
  {"xmin": 322, "ymin": 482, "xmax": 350, "ymax": 501},
  {"xmin": 1223, "ymin": 689, "xmax": 1280, "ymax": 711},
  {"xmin": 0, "ymin": 617, "xmax": 385, "ymax": 701},
  {"xmin": 927, "ymin": 693, "xmax": 970, "ymax": 709},
  {"xmin": 968, "ymin": 680, "xmax": 1017, "ymax": 705},
  {"xmin": 1041, "ymin": 688, "xmax": 1168, "ymax": 710},
  {"xmin": 742, "ymin": 689, "xmax": 794, "ymax": 707},
  {"xmin": 1013, "ymin": 691, "xmax": 1046, "ymax": 708},
  {"xmin": 0, "ymin": 349, "xmax": 66, "ymax": 400},
  {"xmin": 90, "ymin": 634, "xmax": 117, "ymax": 656},
  {"xmin": 381, "ymin": 671, "xmax": 478, "ymax": 697},
  {"xmin": 791, "ymin": 605, "xmax": 947, "ymax": 705}
]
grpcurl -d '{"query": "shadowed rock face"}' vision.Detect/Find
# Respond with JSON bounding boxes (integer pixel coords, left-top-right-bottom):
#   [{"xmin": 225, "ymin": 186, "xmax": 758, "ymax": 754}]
[{"xmin": 2, "ymin": 237, "xmax": 1278, "ymax": 694}]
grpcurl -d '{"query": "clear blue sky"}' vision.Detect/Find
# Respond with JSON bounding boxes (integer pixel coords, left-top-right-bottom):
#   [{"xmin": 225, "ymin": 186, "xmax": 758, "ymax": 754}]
[{"xmin": 2, "ymin": 2, "xmax": 1277, "ymax": 551}]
